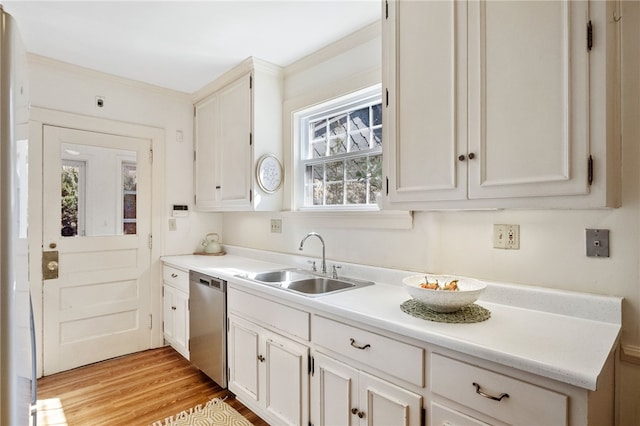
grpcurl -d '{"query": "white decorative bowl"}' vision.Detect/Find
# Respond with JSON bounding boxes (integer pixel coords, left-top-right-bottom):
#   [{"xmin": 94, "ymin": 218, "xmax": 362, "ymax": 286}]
[{"xmin": 402, "ymin": 274, "xmax": 486, "ymax": 313}]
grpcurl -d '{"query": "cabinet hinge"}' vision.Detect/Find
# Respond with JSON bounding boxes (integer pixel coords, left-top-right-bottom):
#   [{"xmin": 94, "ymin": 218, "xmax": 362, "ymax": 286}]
[
  {"xmin": 148, "ymin": 234, "xmax": 153, "ymax": 249},
  {"xmin": 148, "ymin": 314, "xmax": 153, "ymax": 330},
  {"xmin": 308, "ymin": 355, "xmax": 315, "ymax": 376},
  {"xmin": 249, "ymin": 75, "xmax": 253, "ymax": 89},
  {"xmin": 588, "ymin": 155, "xmax": 594, "ymax": 186},
  {"xmin": 386, "ymin": 176, "xmax": 389, "ymax": 196},
  {"xmin": 385, "ymin": 0, "xmax": 389, "ymax": 19},
  {"xmin": 587, "ymin": 20, "xmax": 593, "ymax": 51},
  {"xmin": 249, "ymin": 132, "xmax": 253, "ymax": 146},
  {"xmin": 249, "ymin": 189, "xmax": 253, "ymax": 202},
  {"xmin": 385, "ymin": 88, "xmax": 389, "ymax": 107}
]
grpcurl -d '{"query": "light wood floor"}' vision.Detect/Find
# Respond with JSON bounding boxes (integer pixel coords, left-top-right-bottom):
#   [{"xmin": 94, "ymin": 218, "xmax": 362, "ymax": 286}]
[{"xmin": 36, "ymin": 346, "xmax": 269, "ymax": 426}]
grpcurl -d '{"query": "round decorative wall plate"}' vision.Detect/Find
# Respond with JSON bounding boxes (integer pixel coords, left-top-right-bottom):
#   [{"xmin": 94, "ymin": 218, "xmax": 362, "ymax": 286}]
[{"xmin": 256, "ymin": 154, "xmax": 282, "ymax": 193}]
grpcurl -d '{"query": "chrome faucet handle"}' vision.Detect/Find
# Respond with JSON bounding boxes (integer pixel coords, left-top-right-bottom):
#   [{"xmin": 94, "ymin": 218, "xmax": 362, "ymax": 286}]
[
  {"xmin": 331, "ymin": 265, "xmax": 342, "ymax": 279},
  {"xmin": 307, "ymin": 260, "xmax": 317, "ymax": 272}
]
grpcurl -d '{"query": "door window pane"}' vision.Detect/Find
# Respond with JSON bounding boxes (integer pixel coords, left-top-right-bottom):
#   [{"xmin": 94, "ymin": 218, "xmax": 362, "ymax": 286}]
[{"xmin": 60, "ymin": 143, "xmax": 137, "ymax": 237}]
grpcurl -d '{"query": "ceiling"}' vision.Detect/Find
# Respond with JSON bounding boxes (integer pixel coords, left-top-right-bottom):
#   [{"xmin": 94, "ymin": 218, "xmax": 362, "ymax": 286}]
[{"xmin": 2, "ymin": 1, "xmax": 381, "ymax": 94}]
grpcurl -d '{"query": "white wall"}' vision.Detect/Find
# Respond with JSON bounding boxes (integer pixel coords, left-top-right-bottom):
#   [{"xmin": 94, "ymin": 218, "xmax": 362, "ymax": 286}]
[
  {"xmin": 27, "ymin": 55, "xmax": 222, "ymax": 254},
  {"xmin": 221, "ymin": 12, "xmax": 640, "ymax": 425}
]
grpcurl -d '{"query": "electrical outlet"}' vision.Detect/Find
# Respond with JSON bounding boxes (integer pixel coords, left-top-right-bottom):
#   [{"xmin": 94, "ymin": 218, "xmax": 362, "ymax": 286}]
[
  {"xmin": 504, "ymin": 224, "xmax": 520, "ymax": 249},
  {"xmin": 493, "ymin": 224, "xmax": 520, "ymax": 249},
  {"xmin": 270, "ymin": 219, "xmax": 282, "ymax": 233}
]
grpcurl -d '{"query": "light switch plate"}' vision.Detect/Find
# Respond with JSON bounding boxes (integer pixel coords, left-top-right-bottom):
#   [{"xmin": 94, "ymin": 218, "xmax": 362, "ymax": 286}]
[{"xmin": 586, "ymin": 229, "xmax": 609, "ymax": 257}]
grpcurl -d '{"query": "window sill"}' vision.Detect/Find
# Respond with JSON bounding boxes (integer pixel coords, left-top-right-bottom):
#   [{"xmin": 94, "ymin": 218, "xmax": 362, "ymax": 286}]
[{"xmin": 281, "ymin": 209, "xmax": 413, "ymax": 230}]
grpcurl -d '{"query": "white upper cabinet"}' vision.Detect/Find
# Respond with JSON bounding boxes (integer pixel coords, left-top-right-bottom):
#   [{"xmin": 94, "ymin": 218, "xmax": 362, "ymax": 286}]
[
  {"xmin": 382, "ymin": 0, "xmax": 621, "ymax": 209},
  {"xmin": 194, "ymin": 57, "xmax": 283, "ymax": 211}
]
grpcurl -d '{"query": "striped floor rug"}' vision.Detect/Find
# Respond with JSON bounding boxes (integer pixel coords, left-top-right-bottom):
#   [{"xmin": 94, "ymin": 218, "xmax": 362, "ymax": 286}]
[{"xmin": 151, "ymin": 398, "xmax": 253, "ymax": 426}]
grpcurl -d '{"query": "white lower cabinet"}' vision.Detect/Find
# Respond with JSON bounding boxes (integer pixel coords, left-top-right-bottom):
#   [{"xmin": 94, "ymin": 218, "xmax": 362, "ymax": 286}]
[
  {"xmin": 228, "ymin": 314, "xmax": 309, "ymax": 426},
  {"xmin": 162, "ymin": 266, "xmax": 189, "ymax": 359},
  {"xmin": 311, "ymin": 352, "xmax": 423, "ymax": 426}
]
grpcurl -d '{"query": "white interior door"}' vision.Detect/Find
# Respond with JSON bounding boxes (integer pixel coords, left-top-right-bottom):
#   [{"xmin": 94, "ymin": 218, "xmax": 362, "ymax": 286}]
[{"xmin": 42, "ymin": 125, "xmax": 152, "ymax": 375}]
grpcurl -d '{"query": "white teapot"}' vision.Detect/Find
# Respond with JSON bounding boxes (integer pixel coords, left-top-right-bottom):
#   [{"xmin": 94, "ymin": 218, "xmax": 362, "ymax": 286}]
[{"xmin": 201, "ymin": 233, "xmax": 222, "ymax": 254}]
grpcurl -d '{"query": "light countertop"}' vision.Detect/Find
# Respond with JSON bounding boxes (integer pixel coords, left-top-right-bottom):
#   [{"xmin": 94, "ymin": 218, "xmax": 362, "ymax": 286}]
[{"xmin": 162, "ymin": 246, "xmax": 622, "ymax": 391}]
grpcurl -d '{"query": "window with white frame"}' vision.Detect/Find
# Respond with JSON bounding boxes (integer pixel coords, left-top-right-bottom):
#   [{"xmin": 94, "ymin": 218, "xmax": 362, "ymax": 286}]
[{"xmin": 297, "ymin": 86, "xmax": 382, "ymax": 209}]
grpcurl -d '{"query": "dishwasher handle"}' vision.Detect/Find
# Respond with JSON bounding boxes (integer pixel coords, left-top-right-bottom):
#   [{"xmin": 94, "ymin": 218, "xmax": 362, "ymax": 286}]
[{"xmin": 190, "ymin": 271, "xmax": 226, "ymax": 291}]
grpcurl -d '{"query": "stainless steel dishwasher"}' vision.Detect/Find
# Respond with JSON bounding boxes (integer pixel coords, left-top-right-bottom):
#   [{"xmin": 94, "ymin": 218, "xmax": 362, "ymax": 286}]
[{"xmin": 189, "ymin": 270, "xmax": 227, "ymax": 388}]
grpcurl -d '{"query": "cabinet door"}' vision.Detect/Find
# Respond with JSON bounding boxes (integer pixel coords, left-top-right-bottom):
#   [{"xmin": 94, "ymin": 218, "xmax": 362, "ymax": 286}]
[
  {"xmin": 263, "ymin": 332, "xmax": 309, "ymax": 426},
  {"xmin": 162, "ymin": 284, "xmax": 175, "ymax": 342},
  {"xmin": 384, "ymin": 0, "xmax": 467, "ymax": 202},
  {"xmin": 218, "ymin": 73, "xmax": 252, "ymax": 209},
  {"xmin": 228, "ymin": 316, "xmax": 260, "ymax": 404},
  {"xmin": 359, "ymin": 371, "xmax": 422, "ymax": 426},
  {"xmin": 311, "ymin": 352, "xmax": 359, "ymax": 426},
  {"xmin": 173, "ymin": 288, "xmax": 189, "ymax": 356},
  {"xmin": 468, "ymin": 0, "xmax": 590, "ymax": 199},
  {"xmin": 194, "ymin": 95, "xmax": 219, "ymax": 210}
]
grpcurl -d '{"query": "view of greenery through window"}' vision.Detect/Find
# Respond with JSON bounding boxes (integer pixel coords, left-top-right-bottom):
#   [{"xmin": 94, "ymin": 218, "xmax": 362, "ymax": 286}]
[
  {"xmin": 303, "ymin": 99, "xmax": 383, "ymax": 207},
  {"xmin": 61, "ymin": 165, "xmax": 79, "ymax": 236}
]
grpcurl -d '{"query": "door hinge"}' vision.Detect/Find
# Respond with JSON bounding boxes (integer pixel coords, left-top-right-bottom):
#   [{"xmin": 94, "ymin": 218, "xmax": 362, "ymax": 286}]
[
  {"xmin": 148, "ymin": 234, "xmax": 153, "ymax": 249},
  {"xmin": 385, "ymin": 88, "xmax": 389, "ymax": 107},
  {"xmin": 385, "ymin": 0, "xmax": 389, "ymax": 19},
  {"xmin": 587, "ymin": 20, "xmax": 593, "ymax": 51},
  {"xmin": 588, "ymin": 155, "xmax": 594, "ymax": 186},
  {"xmin": 148, "ymin": 314, "xmax": 153, "ymax": 330},
  {"xmin": 149, "ymin": 147, "xmax": 153, "ymax": 164}
]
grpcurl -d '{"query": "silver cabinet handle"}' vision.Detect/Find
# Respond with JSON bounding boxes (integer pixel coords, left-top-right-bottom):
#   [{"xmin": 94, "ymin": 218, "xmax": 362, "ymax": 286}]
[
  {"xmin": 349, "ymin": 338, "xmax": 371, "ymax": 350},
  {"xmin": 472, "ymin": 382, "xmax": 509, "ymax": 401}
]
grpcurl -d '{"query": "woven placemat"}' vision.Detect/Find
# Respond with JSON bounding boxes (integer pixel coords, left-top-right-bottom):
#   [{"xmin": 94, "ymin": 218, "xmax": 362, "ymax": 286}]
[{"xmin": 400, "ymin": 299, "xmax": 491, "ymax": 323}]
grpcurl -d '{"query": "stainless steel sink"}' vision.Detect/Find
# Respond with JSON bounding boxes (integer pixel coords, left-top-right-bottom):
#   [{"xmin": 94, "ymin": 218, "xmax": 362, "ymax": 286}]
[
  {"xmin": 238, "ymin": 268, "xmax": 373, "ymax": 296},
  {"xmin": 247, "ymin": 269, "xmax": 314, "ymax": 283},
  {"xmin": 282, "ymin": 277, "xmax": 355, "ymax": 295}
]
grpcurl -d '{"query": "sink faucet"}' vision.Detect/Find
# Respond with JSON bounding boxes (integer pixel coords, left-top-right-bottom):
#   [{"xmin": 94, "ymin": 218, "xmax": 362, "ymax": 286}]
[{"xmin": 299, "ymin": 232, "xmax": 327, "ymax": 274}]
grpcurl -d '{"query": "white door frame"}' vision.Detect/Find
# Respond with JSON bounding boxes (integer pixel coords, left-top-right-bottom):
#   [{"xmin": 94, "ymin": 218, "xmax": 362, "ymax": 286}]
[{"xmin": 28, "ymin": 107, "xmax": 165, "ymax": 377}]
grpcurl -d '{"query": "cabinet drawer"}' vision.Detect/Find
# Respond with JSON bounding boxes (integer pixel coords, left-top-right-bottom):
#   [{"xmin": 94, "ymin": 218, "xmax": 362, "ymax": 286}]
[
  {"xmin": 228, "ymin": 287, "xmax": 309, "ymax": 340},
  {"xmin": 312, "ymin": 315, "xmax": 424, "ymax": 387},
  {"xmin": 431, "ymin": 354, "xmax": 567, "ymax": 425},
  {"xmin": 430, "ymin": 402, "xmax": 491, "ymax": 426},
  {"xmin": 163, "ymin": 265, "xmax": 189, "ymax": 292}
]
